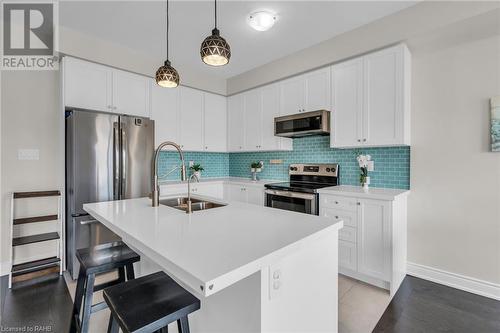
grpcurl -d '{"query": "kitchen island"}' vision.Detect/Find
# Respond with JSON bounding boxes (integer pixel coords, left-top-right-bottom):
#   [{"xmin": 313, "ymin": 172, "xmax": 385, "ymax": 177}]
[{"xmin": 84, "ymin": 196, "xmax": 343, "ymax": 333}]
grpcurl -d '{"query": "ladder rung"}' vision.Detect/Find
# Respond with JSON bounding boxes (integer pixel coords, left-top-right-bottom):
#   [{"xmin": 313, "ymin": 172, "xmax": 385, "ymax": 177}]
[
  {"xmin": 12, "ymin": 257, "xmax": 61, "ymax": 275},
  {"xmin": 14, "ymin": 214, "xmax": 58, "ymax": 225},
  {"xmin": 12, "ymin": 232, "xmax": 60, "ymax": 246},
  {"xmin": 13, "ymin": 190, "xmax": 60, "ymax": 199}
]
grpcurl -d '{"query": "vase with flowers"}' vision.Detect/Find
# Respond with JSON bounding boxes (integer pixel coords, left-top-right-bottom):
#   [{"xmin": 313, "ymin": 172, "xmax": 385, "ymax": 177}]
[
  {"xmin": 250, "ymin": 161, "xmax": 263, "ymax": 181},
  {"xmin": 190, "ymin": 163, "xmax": 204, "ymax": 179},
  {"xmin": 356, "ymin": 154, "xmax": 372, "ymax": 190}
]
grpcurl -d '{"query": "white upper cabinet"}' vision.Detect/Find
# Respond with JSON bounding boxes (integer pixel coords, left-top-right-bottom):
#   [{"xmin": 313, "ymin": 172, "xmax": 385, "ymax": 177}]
[
  {"xmin": 331, "ymin": 58, "xmax": 363, "ymax": 147},
  {"xmin": 179, "ymin": 87, "xmax": 204, "ymax": 151},
  {"xmin": 204, "ymin": 93, "xmax": 227, "ymax": 152},
  {"xmin": 64, "ymin": 57, "xmax": 112, "ymax": 112},
  {"xmin": 227, "ymin": 94, "xmax": 245, "ymax": 152},
  {"xmin": 363, "ymin": 46, "xmax": 407, "ymax": 146},
  {"xmin": 280, "ymin": 76, "xmax": 304, "ymax": 115},
  {"xmin": 330, "ymin": 44, "xmax": 411, "ymax": 148},
  {"xmin": 112, "ymin": 69, "xmax": 150, "ymax": 117},
  {"xmin": 244, "ymin": 89, "xmax": 263, "ymax": 150},
  {"xmin": 150, "ymin": 81, "xmax": 179, "ymax": 149},
  {"xmin": 63, "ymin": 57, "xmax": 150, "ymax": 118},
  {"xmin": 304, "ymin": 67, "xmax": 331, "ymax": 111},
  {"xmin": 261, "ymin": 83, "xmax": 289, "ymax": 150},
  {"xmin": 279, "ymin": 67, "xmax": 331, "ymax": 116}
]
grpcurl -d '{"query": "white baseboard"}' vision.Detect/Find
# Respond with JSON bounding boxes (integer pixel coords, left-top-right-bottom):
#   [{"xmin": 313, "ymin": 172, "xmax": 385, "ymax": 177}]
[
  {"xmin": 0, "ymin": 261, "xmax": 11, "ymax": 276},
  {"xmin": 407, "ymin": 262, "xmax": 500, "ymax": 301}
]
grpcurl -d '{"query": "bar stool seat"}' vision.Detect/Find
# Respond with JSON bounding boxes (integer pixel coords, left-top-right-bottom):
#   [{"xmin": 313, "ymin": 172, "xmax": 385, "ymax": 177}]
[
  {"xmin": 72, "ymin": 241, "xmax": 140, "ymax": 333},
  {"xmin": 104, "ymin": 271, "xmax": 200, "ymax": 333}
]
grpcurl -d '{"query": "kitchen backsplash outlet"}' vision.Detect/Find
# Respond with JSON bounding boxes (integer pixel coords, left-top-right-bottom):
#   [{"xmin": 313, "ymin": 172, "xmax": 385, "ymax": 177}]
[{"xmin": 159, "ymin": 136, "xmax": 410, "ymax": 189}]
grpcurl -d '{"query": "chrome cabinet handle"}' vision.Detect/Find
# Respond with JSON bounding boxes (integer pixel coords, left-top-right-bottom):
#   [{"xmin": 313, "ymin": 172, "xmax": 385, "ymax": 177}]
[
  {"xmin": 335, "ymin": 201, "xmax": 339, "ymax": 204},
  {"xmin": 357, "ymin": 139, "xmax": 361, "ymax": 142},
  {"xmin": 363, "ymin": 138, "xmax": 367, "ymax": 142},
  {"xmin": 335, "ymin": 216, "xmax": 339, "ymax": 219},
  {"xmin": 357, "ymin": 202, "xmax": 361, "ymax": 205}
]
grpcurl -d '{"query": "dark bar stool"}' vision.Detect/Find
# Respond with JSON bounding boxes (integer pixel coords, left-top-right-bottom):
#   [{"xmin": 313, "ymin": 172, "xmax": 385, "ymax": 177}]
[
  {"xmin": 72, "ymin": 241, "xmax": 140, "ymax": 333},
  {"xmin": 103, "ymin": 271, "xmax": 200, "ymax": 333}
]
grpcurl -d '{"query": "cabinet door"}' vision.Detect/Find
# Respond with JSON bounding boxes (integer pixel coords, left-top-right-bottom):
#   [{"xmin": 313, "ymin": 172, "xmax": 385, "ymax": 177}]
[
  {"xmin": 339, "ymin": 240, "xmax": 357, "ymax": 272},
  {"xmin": 151, "ymin": 81, "xmax": 179, "ymax": 149},
  {"xmin": 179, "ymin": 87, "xmax": 204, "ymax": 151},
  {"xmin": 227, "ymin": 94, "xmax": 245, "ymax": 151},
  {"xmin": 112, "ymin": 69, "xmax": 150, "ymax": 117},
  {"xmin": 304, "ymin": 67, "xmax": 331, "ymax": 111},
  {"xmin": 261, "ymin": 83, "xmax": 284, "ymax": 150},
  {"xmin": 64, "ymin": 57, "xmax": 112, "ymax": 112},
  {"xmin": 280, "ymin": 76, "xmax": 304, "ymax": 115},
  {"xmin": 227, "ymin": 184, "xmax": 247, "ymax": 202},
  {"xmin": 357, "ymin": 199, "xmax": 391, "ymax": 281},
  {"xmin": 330, "ymin": 59, "xmax": 363, "ymax": 148},
  {"xmin": 193, "ymin": 183, "xmax": 224, "ymax": 200},
  {"xmin": 204, "ymin": 93, "xmax": 227, "ymax": 152},
  {"xmin": 363, "ymin": 45, "xmax": 404, "ymax": 146},
  {"xmin": 244, "ymin": 89, "xmax": 263, "ymax": 151},
  {"xmin": 246, "ymin": 186, "xmax": 264, "ymax": 206}
]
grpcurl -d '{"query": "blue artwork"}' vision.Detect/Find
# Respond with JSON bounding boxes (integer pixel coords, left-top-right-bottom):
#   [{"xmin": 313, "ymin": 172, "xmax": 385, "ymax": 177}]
[{"xmin": 492, "ymin": 97, "xmax": 500, "ymax": 152}]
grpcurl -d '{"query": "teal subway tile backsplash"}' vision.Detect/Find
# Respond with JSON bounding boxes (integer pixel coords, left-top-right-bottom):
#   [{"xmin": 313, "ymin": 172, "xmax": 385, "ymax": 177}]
[
  {"xmin": 158, "ymin": 136, "xmax": 410, "ymax": 189},
  {"xmin": 229, "ymin": 137, "xmax": 410, "ymax": 189},
  {"xmin": 158, "ymin": 151, "xmax": 229, "ymax": 181}
]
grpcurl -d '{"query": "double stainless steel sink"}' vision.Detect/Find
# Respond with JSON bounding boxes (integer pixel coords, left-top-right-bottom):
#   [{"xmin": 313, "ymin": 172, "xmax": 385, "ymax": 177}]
[{"xmin": 159, "ymin": 197, "xmax": 226, "ymax": 212}]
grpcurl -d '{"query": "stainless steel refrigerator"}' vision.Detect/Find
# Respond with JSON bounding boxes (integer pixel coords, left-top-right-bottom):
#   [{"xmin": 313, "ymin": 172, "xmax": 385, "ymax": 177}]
[{"xmin": 65, "ymin": 110, "xmax": 154, "ymax": 279}]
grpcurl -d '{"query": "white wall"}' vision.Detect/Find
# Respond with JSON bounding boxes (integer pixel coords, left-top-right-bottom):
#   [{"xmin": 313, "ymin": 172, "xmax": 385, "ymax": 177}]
[
  {"xmin": 1, "ymin": 71, "xmax": 63, "ymax": 271},
  {"xmin": 409, "ymin": 35, "xmax": 500, "ymax": 284}
]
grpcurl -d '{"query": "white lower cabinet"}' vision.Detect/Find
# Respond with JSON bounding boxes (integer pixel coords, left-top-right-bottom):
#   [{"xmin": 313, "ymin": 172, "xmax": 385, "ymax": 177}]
[
  {"xmin": 224, "ymin": 183, "xmax": 264, "ymax": 205},
  {"xmin": 320, "ymin": 193, "xmax": 407, "ymax": 296},
  {"xmin": 160, "ymin": 181, "xmax": 264, "ymax": 205}
]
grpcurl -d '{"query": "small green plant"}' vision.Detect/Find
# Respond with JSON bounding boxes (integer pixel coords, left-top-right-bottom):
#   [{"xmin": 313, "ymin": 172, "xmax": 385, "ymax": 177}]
[
  {"xmin": 190, "ymin": 163, "xmax": 204, "ymax": 172},
  {"xmin": 251, "ymin": 161, "xmax": 263, "ymax": 169}
]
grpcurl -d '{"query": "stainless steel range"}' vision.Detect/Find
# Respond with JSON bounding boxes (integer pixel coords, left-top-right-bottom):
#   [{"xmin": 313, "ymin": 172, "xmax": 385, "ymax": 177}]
[{"xmin": 264, "ymin": 163, "xmax": 339, "ymax": 215}]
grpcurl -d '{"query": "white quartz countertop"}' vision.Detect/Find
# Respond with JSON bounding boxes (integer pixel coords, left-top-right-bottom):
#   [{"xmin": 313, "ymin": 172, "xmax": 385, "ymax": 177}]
[
  {"xmin": 317, "ymin": 185, "xmax": 409, "ymax": 200},
  {"xmin": 159, "ymin": 177, "xmax": 281, "ymax": 187},
  {"xmin": 83, "ymin": 197, "xmax": 342, "ymax": 297}
]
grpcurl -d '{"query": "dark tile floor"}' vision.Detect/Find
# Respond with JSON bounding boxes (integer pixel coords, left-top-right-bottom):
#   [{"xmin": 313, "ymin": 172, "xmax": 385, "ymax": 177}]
[
  {"xmin": 1, "ymin": 274, "xmax": 499, "ymax": 333},
  {"xmin": 374, "ymin": 276, "xmax": 500, "ymax": 333}
]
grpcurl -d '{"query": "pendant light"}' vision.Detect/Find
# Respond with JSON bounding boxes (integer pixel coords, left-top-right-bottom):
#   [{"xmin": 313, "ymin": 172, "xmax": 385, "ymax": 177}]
[
  {"xmin": 200, "ymin": 0, "xmax": 231, "ymax": 66},
  {"xmin": 156, "ymin": 0, "xmax": 179, "ymax": 88}
]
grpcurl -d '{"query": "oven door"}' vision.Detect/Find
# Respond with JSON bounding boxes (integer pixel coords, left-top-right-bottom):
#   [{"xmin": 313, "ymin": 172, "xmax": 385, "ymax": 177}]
[{"xmin": 265, "ymin": 189, "xmax": 318, "ymax": 215}]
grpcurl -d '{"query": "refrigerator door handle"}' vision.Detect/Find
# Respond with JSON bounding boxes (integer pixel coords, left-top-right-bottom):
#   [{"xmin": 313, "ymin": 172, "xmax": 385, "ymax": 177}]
[
  {"xmin": 113, "ymin": 123, "xmax": 120, "ymax": 200},
  {"xmin": 121, "ymin": 127, "xmax": 127, "ymax": 198},
  {"xmin": 80, "ymin": 219, "xmax": 99, "ymax": 225}
]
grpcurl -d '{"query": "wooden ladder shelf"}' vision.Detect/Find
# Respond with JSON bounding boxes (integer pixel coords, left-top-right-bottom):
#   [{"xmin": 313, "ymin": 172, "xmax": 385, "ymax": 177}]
[{"xmin": 9, "ymin": 190, "xmax": 63, "ymax": 287}]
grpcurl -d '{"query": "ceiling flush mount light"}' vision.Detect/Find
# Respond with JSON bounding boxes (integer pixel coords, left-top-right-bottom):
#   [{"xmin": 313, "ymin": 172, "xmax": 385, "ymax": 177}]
[
  {"xmin": 248, "ymin": 11, "xmax": 276, "ymax": 31},
  {"xmin": 156, "ymin": 0, "xmax": 179, "ymax": 88},
  {"xmin": 200, "ymin": 0, "xmax": 231, "ymax": 66}
]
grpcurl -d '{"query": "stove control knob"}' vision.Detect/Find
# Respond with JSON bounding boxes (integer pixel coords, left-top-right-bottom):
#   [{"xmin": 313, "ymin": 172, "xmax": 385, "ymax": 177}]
[
  {"xmin": 326, "ymin": 168, "xmax": 331, "ymax": 172},
  {"xmin": 331, "ymin": 168, "xmax": 336, "ymax": 173}
]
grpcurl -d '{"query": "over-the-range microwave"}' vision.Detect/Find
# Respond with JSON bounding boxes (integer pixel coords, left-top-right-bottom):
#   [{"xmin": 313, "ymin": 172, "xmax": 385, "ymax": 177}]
[{"xmin": 274, "ymin": 110, "xmax": 330, "ymax": 138}]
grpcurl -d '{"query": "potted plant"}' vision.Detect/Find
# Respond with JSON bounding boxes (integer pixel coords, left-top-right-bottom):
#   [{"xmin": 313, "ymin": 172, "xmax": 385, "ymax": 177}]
[
  {"xmin": 190, "ymin": 163, "xmax": 204, "ymax": 179},
  {"xmin": 250, "ymin": 161, "xmax": 263, "ymax": 181},
  {"xmin": 356, "ymin": 154, "xmax": 371, "ymax": 190}
]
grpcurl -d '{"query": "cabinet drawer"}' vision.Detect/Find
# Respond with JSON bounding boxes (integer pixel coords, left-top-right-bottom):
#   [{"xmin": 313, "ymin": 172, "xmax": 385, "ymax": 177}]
[
  {"xmin": 320, "ymin": 195, "xmax": 358, "ymax": 212},
  {"xmin": 339, "ymin": 240, "xmax": 357, "ymax": 271},
  {"xmin": 320, "ymin": 208, "xmax": 357, "ymax": 228},
  {"xmin": 339, "ymin": 226, "xmax": 357, "ymax": 243}
]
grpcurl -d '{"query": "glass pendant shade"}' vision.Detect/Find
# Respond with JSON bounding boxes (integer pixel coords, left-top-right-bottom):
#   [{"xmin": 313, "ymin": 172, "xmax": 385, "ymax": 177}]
[
  {"xmin": 200, "ymin": 29, "xmax": 231, "ymax": 66},
  {"xmin": 156, "ymin": 60, "xmax": 179, "ymax": 88}
]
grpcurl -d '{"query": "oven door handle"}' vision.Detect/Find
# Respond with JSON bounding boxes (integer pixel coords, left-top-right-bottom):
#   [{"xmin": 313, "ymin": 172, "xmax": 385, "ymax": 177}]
[{"xmin": 265, "ymin": 189, "xmax": 316, "ymax": 200}]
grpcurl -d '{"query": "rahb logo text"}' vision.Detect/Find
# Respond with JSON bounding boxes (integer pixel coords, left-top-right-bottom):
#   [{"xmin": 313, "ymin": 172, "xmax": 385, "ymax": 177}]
[{"xmin": 2, "ymin": 1, "xmax": 58, "ymax": 70}]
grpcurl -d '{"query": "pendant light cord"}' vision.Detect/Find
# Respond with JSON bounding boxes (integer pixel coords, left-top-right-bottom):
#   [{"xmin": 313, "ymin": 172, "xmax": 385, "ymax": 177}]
[
  {"xmin": 214, "ymin": 0, "xmax": 217, "ymax": 29},
  {"xmin": 166, "ymin": 0, "xmax": 169, "ymax": 61}
]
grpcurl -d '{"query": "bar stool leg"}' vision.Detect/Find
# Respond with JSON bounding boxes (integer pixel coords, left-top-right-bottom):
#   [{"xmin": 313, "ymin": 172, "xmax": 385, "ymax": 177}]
[
  {"xmin": 118, "ymin": 266, "xmax": 126, "ymax": 282},
  {"xmin": 107, "ymin": 314, "xmax": 119, "ymax": 333},
  {"xmin": 80, "ymin": 273, "xmax": 95, "ymax": 333},
  {"xmin": 177, "ymin": 317, "xmax": 190, "ymax": 333},
  {"xmin": 72, "ymin": 269, "xmax": 86, "ymax": 319},
  {"xmin": 125, "ymin": 263, "xmax": 135, "ymax": 280}
]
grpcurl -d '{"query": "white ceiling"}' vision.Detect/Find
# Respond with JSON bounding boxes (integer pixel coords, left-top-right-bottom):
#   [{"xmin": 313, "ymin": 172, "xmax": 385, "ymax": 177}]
[{"xmin": 60, "ymin": 1, "xmax": 417, "ymax": 80}]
